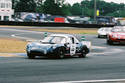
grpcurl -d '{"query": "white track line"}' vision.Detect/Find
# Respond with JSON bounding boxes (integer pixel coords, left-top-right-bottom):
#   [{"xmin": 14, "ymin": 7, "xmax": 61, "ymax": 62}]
[
  {"xmin": 11, "ymin": 34, "xmax": 35, "ymax": 40},
  {"xmin": 0, "ymin": 28, "xmax": 44, "ymax": 34},
  {"xmin": 45, "ymin": 79, "xmax": 125, "ymax": 83}
]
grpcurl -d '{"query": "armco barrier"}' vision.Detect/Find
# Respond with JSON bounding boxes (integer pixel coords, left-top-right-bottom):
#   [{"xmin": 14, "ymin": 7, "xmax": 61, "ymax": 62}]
[{"xmin": 0, "ymin": 21, "xmax": 114, "ymax": 28}]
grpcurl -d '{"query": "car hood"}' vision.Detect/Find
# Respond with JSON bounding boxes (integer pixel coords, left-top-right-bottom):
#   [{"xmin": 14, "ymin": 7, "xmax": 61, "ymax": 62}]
[
  {"xmin": 29, "ymin": 42, "xmax": 53, "ymax": 50},
  {"xmin": 111, "ymin": 32, "xmax": 125, "ymax": 39},
  {"xmin": 28, "ymin": 42, "xmax": 64, "ymax": 50},
  {"xmin": 98, "ymin": 31, "xmax": 111, "ymax": 34}
]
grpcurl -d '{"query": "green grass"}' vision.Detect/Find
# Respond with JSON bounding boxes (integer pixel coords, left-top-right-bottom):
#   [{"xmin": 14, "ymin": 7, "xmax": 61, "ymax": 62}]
[
  {"xmin": 0, "ymin": 38, "xmax": 27, "ymax": 53},
  {"xmin": 28, "ymin": 28, "xmax": 98, "ymax": 34}
]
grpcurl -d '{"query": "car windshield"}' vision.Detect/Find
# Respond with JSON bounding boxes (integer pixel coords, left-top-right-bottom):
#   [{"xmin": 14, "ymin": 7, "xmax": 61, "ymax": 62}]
[
  {"xmin": 99, "ymin": 28, "xmax": 111, "ymax": 31},
  {"xmin": 105, "ymin": 28, "xmax": 112, "ymax": 31},
  {"xmin": 42, "ymin": 36, "xmax": 66, "ymax": 44}
]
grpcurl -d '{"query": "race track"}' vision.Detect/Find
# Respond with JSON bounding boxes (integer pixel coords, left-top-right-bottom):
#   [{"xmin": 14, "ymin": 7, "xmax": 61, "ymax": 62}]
[{"xmin": 0, "ymin": 26, "xmax": 125, "ymax": 83}]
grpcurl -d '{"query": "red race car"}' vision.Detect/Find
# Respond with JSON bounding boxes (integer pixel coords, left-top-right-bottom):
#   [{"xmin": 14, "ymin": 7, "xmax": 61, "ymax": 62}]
[{"xmin": 107, "ymin": 27, "xmax": 125, "ymax": 45}]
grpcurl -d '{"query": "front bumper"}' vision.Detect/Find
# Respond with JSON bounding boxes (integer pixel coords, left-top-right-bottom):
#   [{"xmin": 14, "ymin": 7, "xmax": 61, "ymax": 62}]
[
  {"xmin": 27, "ymin": 48, "xmax": 57, "ymax": 56},
  {"xmin": 30, "ymin": 50, "xmax": 47, "ymax": 56},
  {"xmin": 98, "ymin": 34, "xmax": 107, "ymax": 38},
  {"xmin": 110, "ymin": 37, "xmax": 125, "ymax": 43}
]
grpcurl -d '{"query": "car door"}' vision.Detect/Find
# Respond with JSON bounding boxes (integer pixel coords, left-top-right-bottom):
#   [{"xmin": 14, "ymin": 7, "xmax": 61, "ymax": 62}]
[{"xmin": 69, "ymin": 37, "xmax": 77, "ymax": 56}]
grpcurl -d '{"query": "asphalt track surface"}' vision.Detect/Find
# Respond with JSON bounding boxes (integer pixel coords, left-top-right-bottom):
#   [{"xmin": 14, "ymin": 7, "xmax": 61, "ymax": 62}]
[{"xmin": 0, "ymin": 26, "xmax": 125, "ymax": 83}]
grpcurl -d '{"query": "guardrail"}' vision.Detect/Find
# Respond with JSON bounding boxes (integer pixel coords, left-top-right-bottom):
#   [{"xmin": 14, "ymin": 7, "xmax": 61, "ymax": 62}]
[{"xmin": 0, "ymin": 21, "xmax": 115, "ymax": 28}]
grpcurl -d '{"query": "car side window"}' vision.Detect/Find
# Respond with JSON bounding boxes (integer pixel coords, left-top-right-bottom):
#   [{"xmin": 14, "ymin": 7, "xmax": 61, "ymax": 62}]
[
  {"xmin": 68, "ymin": 37, "xmax": 75, "ymax": 44},
  {"xmin": 61, "ymin": 38, "xmax": 66, "ymax": 44},
  {"xmin": 67, "ymin": 37, "xmax": 79, "ymax": 44},
  {"xmin": 74, "ymin": 37, "xmax": 79, "ymax": 43},
  {"xmin": 51, "ymin": 36, "xmax": 65, "ymax": 44}
]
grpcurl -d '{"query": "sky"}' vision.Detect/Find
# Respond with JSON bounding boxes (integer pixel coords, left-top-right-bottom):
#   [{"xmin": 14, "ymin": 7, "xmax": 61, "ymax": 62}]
[{"xmin": 65, "ymin": 0, "xmax": 125, "ymax": 5}]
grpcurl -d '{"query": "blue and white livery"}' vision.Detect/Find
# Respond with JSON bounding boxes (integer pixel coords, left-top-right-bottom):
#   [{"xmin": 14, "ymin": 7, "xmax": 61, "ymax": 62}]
[{"xmin": 26, "ymin": 34, "xmax": 91, "ymax": 59}]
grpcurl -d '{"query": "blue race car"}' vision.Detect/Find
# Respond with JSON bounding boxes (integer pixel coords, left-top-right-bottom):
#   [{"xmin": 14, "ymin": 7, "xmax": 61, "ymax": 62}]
[{"xmin": 26, "ymin": 34, "xmax": 90, "ymax": 59}]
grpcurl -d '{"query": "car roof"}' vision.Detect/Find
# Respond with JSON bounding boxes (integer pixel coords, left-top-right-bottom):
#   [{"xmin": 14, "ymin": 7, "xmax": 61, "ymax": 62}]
[
  {"xmin": 49, "ymin": 34, "xmax": 74, "ymax": 38},
  {"xmin": 100, "ymin": 27, "xmax": 112, "ymax": 29},
  {"xmin": 98, "ymin": 27, "xmax": 112, "ymax": 30}
]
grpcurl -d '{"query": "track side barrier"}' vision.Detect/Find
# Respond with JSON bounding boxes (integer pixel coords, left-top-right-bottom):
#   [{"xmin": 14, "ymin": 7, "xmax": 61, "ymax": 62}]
[{"xmin": 0, "ymin": 21, "xmax": 115, "ymax": 28}]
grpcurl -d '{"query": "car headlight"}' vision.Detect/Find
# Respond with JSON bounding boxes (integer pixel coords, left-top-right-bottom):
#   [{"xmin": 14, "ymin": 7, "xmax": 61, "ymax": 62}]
[
  {"xmin": 26, "ymin": 45, "xmax": 32, "ymax": 52},
  {"xmin": 26, "ymin": 43, "xmax": 34, "ymax": 51},
  {"xmin": 112, "ymin": 34, "xmax": 118, "ymax": 38},
  {"xmin": 52, "ymin": 46, "xmax": 57, "ymax": 49},
  {"xmin": 27, "ymin": 45, "xmax": 31, "ymax": 49}
]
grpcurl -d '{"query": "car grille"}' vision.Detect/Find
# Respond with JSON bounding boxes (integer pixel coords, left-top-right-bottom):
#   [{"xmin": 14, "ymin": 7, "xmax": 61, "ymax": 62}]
[
  {"xmin": 30, "ymin": 50, "xmax": 44, "ymax": 55},
  {"xmin": 117, "ymin": 39, "xmax": 125, "ymax": 41}
]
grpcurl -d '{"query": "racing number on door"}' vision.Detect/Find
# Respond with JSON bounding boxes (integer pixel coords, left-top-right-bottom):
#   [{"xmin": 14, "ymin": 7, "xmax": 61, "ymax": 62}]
[{"xmin": 70, "ymin": 37, "xmax": 76, "ymax": 55}]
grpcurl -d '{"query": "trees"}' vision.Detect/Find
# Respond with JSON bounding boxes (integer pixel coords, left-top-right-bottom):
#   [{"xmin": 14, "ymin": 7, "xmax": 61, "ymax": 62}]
[
  {"xmin": 43, "ymin": 0, "xmax": 62, "ymax": 15},
  {"xmin": 80, "ymin": 0, "xmax": 94, "ymax": 17},
  {"xmin": 70, "ymin": 3, "xmax": 82, "ymax": 15},
  {"xmin": 79, "ymin": 0, "xmax": 125, "ymax": 17},
  {"xmin": 12, "ymin": 0, "xmax": 125, "ymax": 17},
  {"xmin": 15, "ymin": 0, "xmax": 36, "ymax": 12},
  {"xmin": 12, "ymin": 0, "xmax": 18, "ymax": 9},
  {"xmin": 43, "ymin": 0, "xmax": 70, "ymax": 16},
  {"xmin": 61, "ymin": 4, "xmax": 72, "ymax": 16}
]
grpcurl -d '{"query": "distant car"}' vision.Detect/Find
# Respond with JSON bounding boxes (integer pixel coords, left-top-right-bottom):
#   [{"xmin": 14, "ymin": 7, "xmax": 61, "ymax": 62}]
[
  {"xmin": 113, "ymin": 26, "xmax": 125, "ymax": 28},
  {"xmin": 97, "ymin": 27, "xmax": 112, "ymax": 38},
  {"xmin": 107, "ymin": 28, "xmax": 125, "ymax": 45},
  {"xmin": 26, "ymin": 34, "xmax": 90, "ymax": 59}
]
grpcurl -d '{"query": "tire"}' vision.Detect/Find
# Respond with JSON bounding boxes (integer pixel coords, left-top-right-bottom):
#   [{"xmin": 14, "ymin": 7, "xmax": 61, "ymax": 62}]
[
  {"xmin": 27, "ymin": 52, "xmax": 35, "ymax": 59},
  {"xmin": 83, "ymin": 46, "xmax": 89, "ymax": 54},
  {"xmin": 98, "ymin": 35, "xmax": 100, "ymax": 38},
  {"xmin": 79, "ymin": 54, "xmax": 86, "ymax": 58},
  {"xmin": 56, "ymin": 48, "xmax": 65, "ymax": 59},
  {"xmin": 107, "ymin": 39, "xmax": 113, "ymax": 45},
  {"xmin": 79, "ymin": 46, "xmax": 89, "ymax": 58}
]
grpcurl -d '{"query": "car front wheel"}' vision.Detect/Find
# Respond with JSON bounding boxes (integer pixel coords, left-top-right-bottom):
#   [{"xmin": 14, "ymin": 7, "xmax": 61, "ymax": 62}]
[
  {"xmin": 27, "ymin": 52, "xmax": 35, "ymax": 59},
  {"xmin": 79, "ymin": 54, "xmax": 86, "ymax": 58},
  {"xmin": 98, "ymin": 35, "xmax": 101, "ymax": 38},
  {"xmin": 56, "ymin": 48, "xmax": 65, "ymax": 59}
]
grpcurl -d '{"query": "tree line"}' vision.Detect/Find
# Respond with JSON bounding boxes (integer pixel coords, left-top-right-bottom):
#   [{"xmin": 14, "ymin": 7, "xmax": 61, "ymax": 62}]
[{"xmin": 12, "ymin": 0, "xmax": 125, "ymax": 17}]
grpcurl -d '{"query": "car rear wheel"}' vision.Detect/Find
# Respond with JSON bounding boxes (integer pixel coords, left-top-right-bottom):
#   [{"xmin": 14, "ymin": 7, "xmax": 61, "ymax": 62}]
[
  {"xmin": 79, "ymin": 46, "xmax": 89, "ymax": 58},
  {"xmin": 79, "ymin": 54, "xmax": 86, "ymax": 58},
  {"xmin": 27, "ymin": 52, "xmax": 35, "ymax": 59}
]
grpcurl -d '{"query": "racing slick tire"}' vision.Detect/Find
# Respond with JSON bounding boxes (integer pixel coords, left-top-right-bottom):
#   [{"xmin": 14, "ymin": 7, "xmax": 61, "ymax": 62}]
[
  {"xmin": 107, "ymin": 39, "xmax": 113, "ymax": 45},
  {"xmin": 56, "ymin": 48, "xmax": 65, "ymax": 59},
  {"xmin": 98, "ymin": 35, "xmax": 101, "ymax": 38},
  {"xmin": 27, "ymin": 52, "xmax": 35, "ymax": 59},
  {"xmin": 79, "ymin": 54, "xmax": 86, "ymax": 58},
  {"xmin": 79, "ymin": 46, "xmax": 89, "ymax": 58}
]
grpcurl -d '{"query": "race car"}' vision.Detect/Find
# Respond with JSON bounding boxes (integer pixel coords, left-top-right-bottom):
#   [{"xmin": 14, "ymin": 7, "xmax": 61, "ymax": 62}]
[
  {"xmin": 107, "ymin": 28, "xmax": 125, "ymax": 45},
  {"xmin": 97, "ymin": 27, "xmax": 112, "ymax": 38},
  {"xmin": 26, "ymin": 34, "xmax": 91, "ymax": 59}
]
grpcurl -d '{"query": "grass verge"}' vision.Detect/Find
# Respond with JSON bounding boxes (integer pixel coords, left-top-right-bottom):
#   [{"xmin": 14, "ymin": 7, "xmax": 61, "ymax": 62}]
[
  {"xmin": 0, "ymin": 25, "xmax": 31, "ymax": 28},
  {"xmin": 0, "ymin": 53, "xmax": 19, "ymax": 57},
  {"xmin": 28, "ymin": 28, "xmax": 97, "ymax": 34},
  {"xmin": 0, "ymin": 38, "xmax": 27, "ymax": 53}
]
